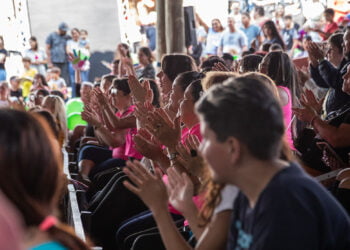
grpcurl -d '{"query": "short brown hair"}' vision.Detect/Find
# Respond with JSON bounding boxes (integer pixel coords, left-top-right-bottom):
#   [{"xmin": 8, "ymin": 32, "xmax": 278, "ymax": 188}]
[{"xmin": 161, "ymin": 54, "xmax": 197, "ymax": 82}]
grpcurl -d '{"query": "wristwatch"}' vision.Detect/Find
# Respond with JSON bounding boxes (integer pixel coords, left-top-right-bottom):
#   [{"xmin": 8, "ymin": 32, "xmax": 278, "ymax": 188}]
[{"xmin": 168, "ymin": 152, "xmax": 179, "ymax": 161}]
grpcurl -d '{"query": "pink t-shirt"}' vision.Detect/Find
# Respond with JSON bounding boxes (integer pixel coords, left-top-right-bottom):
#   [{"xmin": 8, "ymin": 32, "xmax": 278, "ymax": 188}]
[
  {"xmin": 125, "ymin": 127, "xmax": 143, "ymax": 160},
  {"xmin": 111, "ymin": 106, "xmax": 135, "ymax": 160},
  {"xmin": 181, "ymin": 123, "xmax": 202, "ymax": 143},
  {"xmin": 124, "ymin": 106, "xmax": 143, "ymax": 160},
  {"xmin": 162, "ymin": 175, "xmax": 204, "ymax": 216},
  {"xmin": 277, "ymin": 86, "xmax": 295, "ymax": 150},
  {"xmin": 165, "ymin": 123, "xmax": 203, "ymax": 215}
]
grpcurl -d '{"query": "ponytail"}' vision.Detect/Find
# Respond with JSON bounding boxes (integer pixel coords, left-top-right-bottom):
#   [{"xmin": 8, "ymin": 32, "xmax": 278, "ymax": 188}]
[{"xmin": 47, "ymin": 224, "xmax": 90, "ymax": 250}]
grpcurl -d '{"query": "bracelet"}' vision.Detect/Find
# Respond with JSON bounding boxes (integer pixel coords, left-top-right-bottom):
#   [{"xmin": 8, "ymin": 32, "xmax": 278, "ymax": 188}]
[{"xmin": 310, "ymin": 115, "xmax": 318, "ymax": 126}]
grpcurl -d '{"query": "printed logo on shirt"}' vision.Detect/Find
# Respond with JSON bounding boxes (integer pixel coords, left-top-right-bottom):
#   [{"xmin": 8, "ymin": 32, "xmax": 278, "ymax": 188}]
[{"xmin": 235, "ymin": 221, "xmax": 253, "ymax": 250}]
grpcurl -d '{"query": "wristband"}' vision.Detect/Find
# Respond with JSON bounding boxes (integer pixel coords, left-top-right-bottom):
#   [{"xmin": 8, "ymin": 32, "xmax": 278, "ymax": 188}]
[{"xmin": 168, "ymin": 152, "xmax": 179, "ymax": 161}]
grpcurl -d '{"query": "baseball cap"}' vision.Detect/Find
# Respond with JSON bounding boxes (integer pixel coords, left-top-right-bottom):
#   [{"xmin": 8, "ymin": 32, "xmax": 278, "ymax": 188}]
[{"xmin": 58, "ymin": 22, "xmax": 69, "ymax": 31}]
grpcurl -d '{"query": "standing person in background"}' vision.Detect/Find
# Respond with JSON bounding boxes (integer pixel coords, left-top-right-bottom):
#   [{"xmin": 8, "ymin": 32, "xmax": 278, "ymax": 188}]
[
  {"xmin": 115, "ymin": 43, "xmax": 132, "ymax": 77},
  {"xmin": 145, "ymin": 13, "xmax": 157, "ymax": 52},
  {"xmin": 282, "ymin": 15, "xmax": 299, "ymax": 54},
  {"xmin": 196, "ymin": 13, "xmax": 225, "ymax": 57},
  {"xmin": 136, "ymin": 46, "xmax": 155, "ymax": 79},
  {"xmin": 0, "ymin": 36, "xmax": 7, "ymax": 81},
  {"xmin": 240, "ymin": 12, "xmax": 260, "ymax": 49},
  {"xmin": 219, "ymin": 17, "xmax": 248, "ymax": 56},
  {"xmin": 66, "ymin": 28, "xmax": 90, "ymax": 97},
  {"xmin": 272, "ymin": 3, "xmax": 285, "ymax": 31},
  {"xmin": 230, "ymin": 1, "xmax": 242, "ymax": 27},
  {"xmin": 79, "ymin": 29, "xmax": 90, "ymax": 50},
  {"xmin": 314, "ymin": 8, "xmax": 339, "ymax": 41},
  {"xmin": 46, "ymin": 22, "xmax": 70, "ymax": 87},
  {"xmin": 253, "ymin": 6, "xmax": 268, "ymax": 28},
  {"xmin": 20, "ymin": 57, "xmax": 38, "ymax": 98},
  {"xmin": 25, "ymin": 36, "xmax": 47, "ymax": 75}
]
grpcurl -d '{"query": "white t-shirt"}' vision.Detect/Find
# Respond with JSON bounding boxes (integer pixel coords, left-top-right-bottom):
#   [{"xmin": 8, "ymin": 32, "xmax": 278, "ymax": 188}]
[
  {"xmin": 220, "ymin": 29, "xmax": 248, "ymax": 55},
  {"xmin": 48, "ymin": 78, "xmax": 66, "ymax": 90},
  {"xmin": 24, "ymin": 48, "xmax": 47, "ymax": 75},
  {"xmin": 214, "ymin": 184, "xmax": 239, "ymax": 214}
]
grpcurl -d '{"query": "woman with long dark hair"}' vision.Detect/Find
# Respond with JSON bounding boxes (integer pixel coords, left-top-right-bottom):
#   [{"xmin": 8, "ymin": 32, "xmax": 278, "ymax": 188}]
[
  {"xmin": 259, "ymin": 51, "xmax": 299, "ymax": 149},
  {"xmin": 0, "ymin": 109, "xmax": 90, "ymax": 249},
  {"xmin": 262, "ymin": 20, "xmax": 286, "ymax": 50},
  {"xmin": 25, "ymin": 36, "xmax": 47, "ymax": 75}
]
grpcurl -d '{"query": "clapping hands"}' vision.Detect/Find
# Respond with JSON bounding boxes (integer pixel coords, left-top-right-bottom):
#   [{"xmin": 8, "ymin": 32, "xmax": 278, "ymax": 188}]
[
  {"xmin": 167, "ymin": 167, "xmax": 196, "ymax": 214},
  {"xmin": 145, "ymin": 110, "xmax": 181, "ymax": 149},
  {"xmin": 123, "ymin": 160, "xmax": 168, "ymax": 211},
  {"xmin": 300, "ymin": 89, "xmax": 324, "ymax": 115},
  {"xmin": 128, "ymin": 75, "xmax": 153, "ymax": 104},
  {"xmin": 175, "ymin": 134, "xmax": 203, "ymax": 177}
]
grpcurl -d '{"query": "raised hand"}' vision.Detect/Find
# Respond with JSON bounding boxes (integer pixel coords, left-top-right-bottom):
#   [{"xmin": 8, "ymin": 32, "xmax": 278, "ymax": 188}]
[
  {"xmin": 122, "ymin": 57, "xmax": 135, "ymax": 76},
  {"xmin": 68, "ymin": 49, "xmax": 89, "ymax": 70},
  {"xmin": 128, "ymin": 75, "xmax": 153, "ymax": 104},
  {"xmin": 134, "ymin": 128, "xmax": 164, "ymax": 162},
  {"xmin": 305, "ymin": 42, "xmax": 325, "ymax": 67},
  {"xmin": 300, "ymin": 89, "xmax": 324, "ymax": 115},
  {"xmin": 134, "ymin": 101, "xmax": 153, "ymax": 128},
  {"xmin": 118, "ymin": 44, "xmax": 128, "ymax": 58},
  {"xmin": 81, "ymin": 105, "xmax": 102, "ymax": 127},
  {"xmin": 166, "ymin": 167, "xmax": 196, "ymax": 214},
  {"xmin": 212, "ymin": 62, "xmax": 230, "ymax": 72},
  {"xmin": 292, "ymin": 105, "xmax": 317, "ymax": 123},
  {"xmin": 123, "ymin": 160, "xmax": 168, "ymax": 211},
  {"xmin": 297, "ymin": 66, "xmax": 310, "ymax": 87},
  {"xmin": 81, "ymin": 106, "xmax": 101, "ymax": 127},
  {"xmin": 146, "ymin": 110, "xmax": 181, "ymax": 149},
  {"xmin": 91, "ymin": 88, "xmax": 109, "ymax": 108},
  {"xmin": 175, "ymin": 135, "xmax": 204, "ymax": 177}
]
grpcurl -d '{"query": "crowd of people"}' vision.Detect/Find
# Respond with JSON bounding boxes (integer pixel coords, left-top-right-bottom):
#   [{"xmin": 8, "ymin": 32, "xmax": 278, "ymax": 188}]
[{"xmin": 1, "ymin": 2, "xmax": 350, "ymax": 250}]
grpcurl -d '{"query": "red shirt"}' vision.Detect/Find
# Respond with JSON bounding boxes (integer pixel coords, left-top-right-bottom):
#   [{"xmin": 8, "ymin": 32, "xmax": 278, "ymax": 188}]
[{"xmin": 322, "ymin": 22, "xmax": 338, "ymax": 40}]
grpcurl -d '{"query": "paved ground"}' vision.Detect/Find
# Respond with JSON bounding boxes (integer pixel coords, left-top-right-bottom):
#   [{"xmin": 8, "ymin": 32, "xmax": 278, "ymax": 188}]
[{"xmin": 28, "ymin": 0, "xmax": 122, "ymax": 81}]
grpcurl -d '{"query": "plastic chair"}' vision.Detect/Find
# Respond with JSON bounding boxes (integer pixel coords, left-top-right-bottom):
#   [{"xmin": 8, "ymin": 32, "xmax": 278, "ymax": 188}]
[
  {"xmin": 67, "ymin": 112, "xmax": 87, "ymax": 131},
  {"xmin": 66, "ymin": 98, "xmax": 84, "ymax": 117}
]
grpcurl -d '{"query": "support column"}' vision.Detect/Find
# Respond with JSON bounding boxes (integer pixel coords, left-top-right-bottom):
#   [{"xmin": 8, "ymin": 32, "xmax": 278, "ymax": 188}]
[
  {"xmin": 165, "ymin": 0, "xmax": 185, "ymax": 54},
  {"xmin": 156, "ymin": 0, "xmax": 166, "ymax": 62}
]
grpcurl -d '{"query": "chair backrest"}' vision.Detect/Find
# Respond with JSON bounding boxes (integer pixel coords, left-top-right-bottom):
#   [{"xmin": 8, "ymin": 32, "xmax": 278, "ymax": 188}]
[{"xmin": 67, "ymin": 112, "xmax": 87, "ymax": 131}]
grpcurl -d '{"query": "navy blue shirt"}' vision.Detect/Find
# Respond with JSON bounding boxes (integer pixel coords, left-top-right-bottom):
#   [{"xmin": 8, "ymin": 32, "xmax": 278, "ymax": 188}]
[{"xmin": 227, "ymin": 163, "xmax": 350, "ymax": 250}]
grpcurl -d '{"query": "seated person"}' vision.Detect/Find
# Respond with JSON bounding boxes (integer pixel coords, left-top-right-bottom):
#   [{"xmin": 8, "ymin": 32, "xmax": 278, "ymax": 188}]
[{"xmin": 294, "ymin": 65, "xmax": 350, "ymax": 173}]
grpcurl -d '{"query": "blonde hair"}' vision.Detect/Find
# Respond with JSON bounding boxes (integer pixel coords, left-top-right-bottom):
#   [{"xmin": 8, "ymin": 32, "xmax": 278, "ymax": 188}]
[
  {"xmin": 42, "ymin": 95, "xmax": 67, "ymax": 146},
  {"xmin": 201, "ymin": 71, "xmax": 238, "ymax": 91}
]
